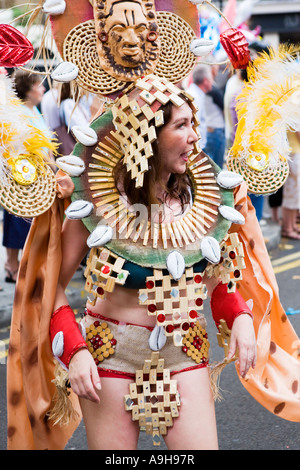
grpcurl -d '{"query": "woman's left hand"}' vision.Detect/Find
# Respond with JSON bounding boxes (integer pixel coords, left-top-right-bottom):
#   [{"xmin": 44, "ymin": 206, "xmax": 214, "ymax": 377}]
[{"xmin": 227, "ymin": 314, "xmax": 257, "ymax": 378}]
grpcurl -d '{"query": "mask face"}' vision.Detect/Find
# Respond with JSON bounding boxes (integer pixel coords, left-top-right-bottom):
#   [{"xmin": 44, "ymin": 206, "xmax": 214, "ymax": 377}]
[{"xmin": 94, "ymin": 0, "xmax": 160, "ymax": 81}]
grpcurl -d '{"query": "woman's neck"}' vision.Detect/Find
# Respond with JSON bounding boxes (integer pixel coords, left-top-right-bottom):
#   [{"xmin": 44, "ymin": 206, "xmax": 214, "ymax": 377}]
[
  {"xmin": 23, "ymin": 100, "xmax": 35, "ymax": 110},
  {"xmin": 154, "ymin": 177, "xmax": 170, "ymax": 203}
]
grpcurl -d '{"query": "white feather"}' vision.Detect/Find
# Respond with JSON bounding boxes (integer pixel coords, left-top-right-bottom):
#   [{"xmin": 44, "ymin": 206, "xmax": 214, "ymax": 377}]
[
  {"xmin": 0, "ymin": 76, "xmax": 38, "ymax": 185},
  {"xmin": 231, "ymin": 47, "xmax": 300, "ymax": 170}
]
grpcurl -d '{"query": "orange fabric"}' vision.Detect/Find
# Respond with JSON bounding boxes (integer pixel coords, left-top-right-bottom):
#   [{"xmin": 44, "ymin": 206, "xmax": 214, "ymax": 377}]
[
  {"xmin": 231, "ymin": 182, "xmax": 300, "ymax": 421},
  {"xmin": 55, "ymin": 169, "xmax": 75, "ymax": 199},
  {"xmin": 6, "ymin": 197, "xmax": 81, "ymax": 450}
]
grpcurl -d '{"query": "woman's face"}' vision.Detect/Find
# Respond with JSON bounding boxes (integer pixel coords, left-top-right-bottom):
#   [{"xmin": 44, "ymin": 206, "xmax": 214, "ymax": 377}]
[
  {"xmin": 26, "ymin": 80, "xmax": 46, "ymax": 106},
  {"xmin": 157, "ymin": 102, "xmax": 198, "ymax": 179}
]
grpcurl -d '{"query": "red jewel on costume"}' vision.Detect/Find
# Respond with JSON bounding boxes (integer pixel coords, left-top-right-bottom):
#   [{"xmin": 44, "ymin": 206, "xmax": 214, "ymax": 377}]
[
  {"xmin": 220, "ymin": 28, "xmax": 251, "ymax": 69},
  {"xmin": 97, "ymin": 287, "xmax": 104, "ymax": 296},
  {"xmin": 146, "ymin": 280, "xmax": 155, "ymax": 289},
  {"xmin": 189, "ymin": 310, "xmax": 197, "ymax": 319},
  {"xmin": 194, "ymin": 274, "xmax": 202, "ymax": 283},
  {"xmin": 148, "ymin": 304, "xmax": 157, "ymax": 313},
  {"xmin": 166, "ymin": 324, "xmax": 174, "ymax": 333},
  {"xmin": 157, "ymin": 314, "xmax": 165, "ymax": 323},
  {"xmin": 101, "ymin": 265, "xmax": 111, "ymax": 275}
]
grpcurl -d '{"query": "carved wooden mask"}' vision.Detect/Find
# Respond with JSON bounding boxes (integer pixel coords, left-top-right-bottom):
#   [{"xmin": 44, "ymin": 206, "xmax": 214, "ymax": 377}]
[{"xmin": 93, "ymin": 0, "xmax": 161, "ymax": 81}]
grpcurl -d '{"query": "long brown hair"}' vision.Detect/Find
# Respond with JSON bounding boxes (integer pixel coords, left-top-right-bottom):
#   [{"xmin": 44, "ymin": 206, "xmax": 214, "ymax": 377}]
[{"xmin": 113, "ymin": 98, "xmax": 192, "ymax": 210}]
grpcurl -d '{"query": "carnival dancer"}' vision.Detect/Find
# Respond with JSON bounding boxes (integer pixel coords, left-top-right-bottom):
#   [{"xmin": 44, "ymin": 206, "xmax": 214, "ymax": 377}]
[
  {"xmin": 5, "ymin": 0, "xmax": 300, "ymax": 452},
  {"xmin": 49, "ymin": 81, "xmax": 256, "ymax": 450}
]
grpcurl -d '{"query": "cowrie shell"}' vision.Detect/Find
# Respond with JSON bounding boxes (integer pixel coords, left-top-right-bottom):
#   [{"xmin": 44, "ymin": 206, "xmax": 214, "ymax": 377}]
[
  {"xmin": 218, "ymin": 205, "xmax": 245, "ymax": 224},
  {"xmin": 166, "ymin": 250, "xmax": 185, "ymax": 281},
  {"xmin": 149, "ymin": 325, "xmax": 167, "ymax": 351},
  {"xmin": 216, "ymin": 170, "xmax": 244, "ymax": 189},
  {"xmin": 43, "ymin": 0, "xmax": 66, "ymax": 15},
  {"xmin": 87, "ymin": 224, "xmax": 113, "ymax": 248},
  {"xmin": 52, "ymin": 331, "xmax": 64, "ymax": 357},
  {"xmin": 190, "ymin": 38, "xmax": 215, "ymax": 57},
  {"xmin": 56, "ymin": 155, "xmax": 85, "ymax": 176},
  {"xmin": 173, "ymin": 332, "xmax": 183, "ymax": 347},
  {"xmin": 71, "ymin": 125, "xmax": 98, "ymax": 146},
  {"xmin": 65, "ymin": 200, "xmax": 94, "ymax": 219},
  {"xmin": 200, "ymin": 236, "xmax": 221, "ymax": 264},
  {"xmin": 51, "ymin": 61, "xmax": 78, "ymax": 82}
]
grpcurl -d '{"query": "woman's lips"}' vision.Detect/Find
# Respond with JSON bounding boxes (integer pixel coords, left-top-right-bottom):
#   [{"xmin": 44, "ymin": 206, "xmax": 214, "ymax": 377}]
[{"xmin": 180, "ymin": 150, "xmax": 193, "ymax": 162}]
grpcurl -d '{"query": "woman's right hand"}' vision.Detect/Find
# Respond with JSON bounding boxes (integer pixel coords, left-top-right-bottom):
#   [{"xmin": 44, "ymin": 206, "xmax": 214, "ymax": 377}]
[{"xmin": 68, "ymin": 349, "xmax": 101, "ymax": 403}]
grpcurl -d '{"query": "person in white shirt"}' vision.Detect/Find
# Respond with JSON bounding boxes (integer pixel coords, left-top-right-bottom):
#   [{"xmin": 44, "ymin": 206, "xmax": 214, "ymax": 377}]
[
  {"xmin": 41, "ymin": 84, "xmax": 61, "ymax": 131},
  {"xmin": 187, "ymin": 64, "xmax": 213, "ymax": 151},
  {"xmin": 204, "ymin": 63, "xmax": 226, "ymax": 168}
]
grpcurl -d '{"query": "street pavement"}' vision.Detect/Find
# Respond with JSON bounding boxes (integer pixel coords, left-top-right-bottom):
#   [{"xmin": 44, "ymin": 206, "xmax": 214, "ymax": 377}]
[{"xmin": 2, "ymin": 209, "xmax": 300, "ymax": 451}]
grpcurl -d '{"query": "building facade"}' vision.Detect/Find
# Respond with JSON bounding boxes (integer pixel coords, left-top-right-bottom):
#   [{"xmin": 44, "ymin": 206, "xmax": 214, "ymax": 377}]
[{"xmin": 250, "ymin": 1, "xmax": 300, "ymax": 47}]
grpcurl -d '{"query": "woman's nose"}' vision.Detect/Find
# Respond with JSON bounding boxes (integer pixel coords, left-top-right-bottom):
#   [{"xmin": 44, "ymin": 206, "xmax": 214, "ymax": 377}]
[{"xmin": 188, "ymin": 126, "xmax": 199, "ymax": 144}]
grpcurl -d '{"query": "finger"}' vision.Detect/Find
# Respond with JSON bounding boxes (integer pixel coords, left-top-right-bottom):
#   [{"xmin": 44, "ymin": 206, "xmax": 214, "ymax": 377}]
[
  {"xmin": 239, "ymin": 351, "xmax": 256, "ymax": 377},
  {"xmin": 91, "ymin": 364, "xmax": 102, "ymax": 392},
  {"xmin": 71, "ymin": 374, "xmax": 100, "ymax": 403},
  {"xmin": 227, "ymin": 334, "xmax": 237, "ymax": 359},
  {"xmin": 83, "ymin": 374, "xmax": 101, "ymax": 403}
]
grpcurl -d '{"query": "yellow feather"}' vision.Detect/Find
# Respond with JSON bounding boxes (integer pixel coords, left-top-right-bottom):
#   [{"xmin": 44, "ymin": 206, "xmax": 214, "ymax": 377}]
[
  {"xmin": 0, "ymin": 75, "xmax": 58, "ymax": 184},
  {"xmin": 229, "ymin": 44, "xmax": 300, "ymax": 171}
]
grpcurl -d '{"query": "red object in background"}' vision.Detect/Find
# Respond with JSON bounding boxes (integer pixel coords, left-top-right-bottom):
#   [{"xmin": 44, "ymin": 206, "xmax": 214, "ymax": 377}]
[
  {"xmin": 0, "ymin": 24, "xmax": 34, "ymax": 67},
  {"xmin": 220, "ymin": 28, "xmax": 251, "ymax": 69}
]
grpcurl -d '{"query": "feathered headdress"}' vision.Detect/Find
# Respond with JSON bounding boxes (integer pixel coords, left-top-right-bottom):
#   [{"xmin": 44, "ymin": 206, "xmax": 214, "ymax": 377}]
[
  {"xmin": 0, "ymin": 73, "xmax": 56, "ymax": 187},
  {"xmin": 227, "ymin": 44, "xmax": 300, "ymax": 194},
  {"xmin": 0, "ymin": 74, "xmax": 58, "ymax": 217}
]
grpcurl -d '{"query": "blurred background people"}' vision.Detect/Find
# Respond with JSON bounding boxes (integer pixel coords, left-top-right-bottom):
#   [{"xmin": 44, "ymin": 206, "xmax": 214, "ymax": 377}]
[
  {"xmin": 42, "ymin": 83, "xmax": 91, "ymax": 156},
  {"xmin": 281, "ymin": 131, "xmax": 300, "ymax": 239},
  {"xmin": 224, "ymin": 69, "xmax": 243, "ymax": 151},
  {"xmin": 203, "ymin": 61, "xmax": 226, "ymax": 168},
  {"xmin": 41, "ymin": 81, "xmax": 61, "ymax": 131},
  {"xmin": 187, "ymin": 64, "xmax": 213, "ymax": 151}
]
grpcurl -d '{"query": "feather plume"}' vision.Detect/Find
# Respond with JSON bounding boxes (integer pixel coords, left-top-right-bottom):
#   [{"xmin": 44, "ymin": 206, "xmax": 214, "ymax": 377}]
[
  {"xmin": 229, "ymin": 44, "xmax": 300, "ymax": 172},
  {"xmin": 0, "ymin": 74, "xmax": 57, "ymax": 186}
]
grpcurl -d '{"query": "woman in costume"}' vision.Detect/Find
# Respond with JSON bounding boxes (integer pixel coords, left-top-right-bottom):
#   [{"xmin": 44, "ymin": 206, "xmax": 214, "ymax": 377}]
[
  {"xmin": 5, "ymin": 0, "xmax": 300, "ymax": 452},
  {"xmin": 50, "ymin": 81, "xmax": 256, "ymax": 450}
]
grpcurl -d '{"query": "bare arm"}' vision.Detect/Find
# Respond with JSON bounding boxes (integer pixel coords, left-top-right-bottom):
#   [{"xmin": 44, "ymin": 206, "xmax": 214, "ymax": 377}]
[
  {"xmin": 204, "ymin": 273, "xmax": 256, "ymax": 378},
  {"xmin": 52, "ymin": 217, "xmax": 101, "ymax": 402},
  {"xmin": 53, "ymin": 217, "xmax": 90, "ymax": 310}
]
